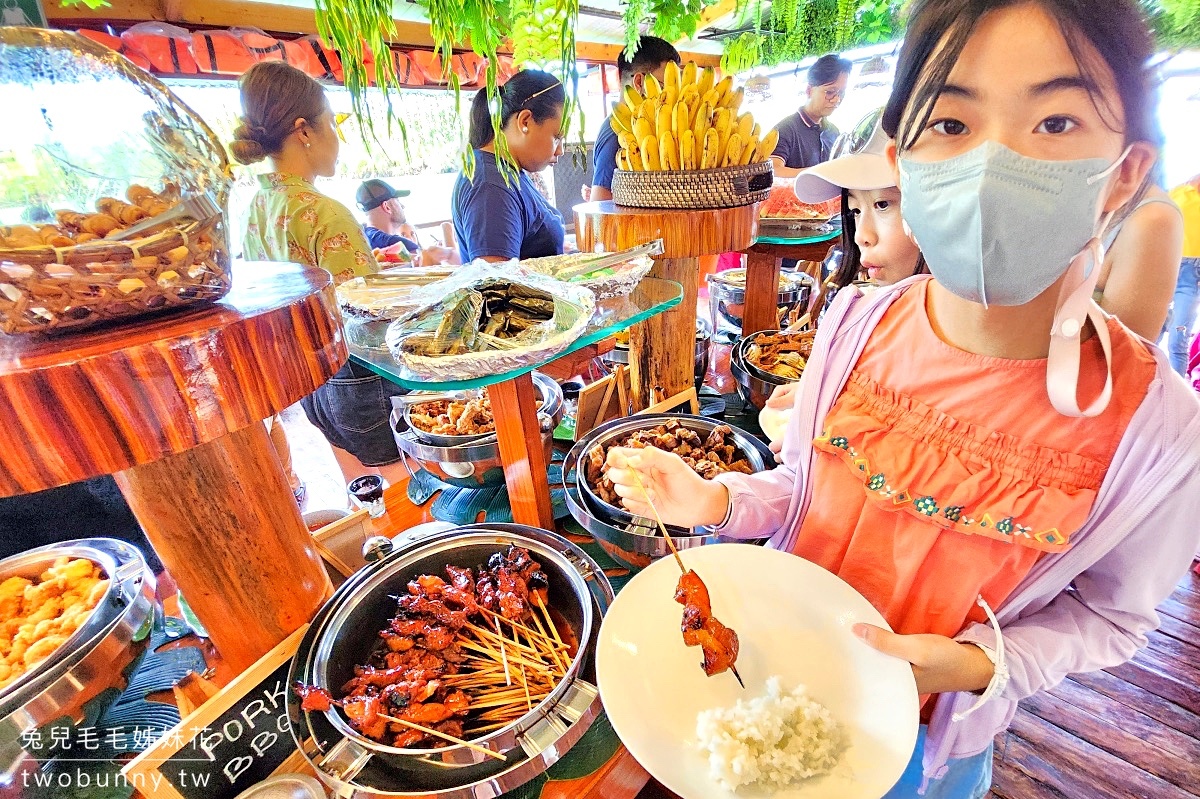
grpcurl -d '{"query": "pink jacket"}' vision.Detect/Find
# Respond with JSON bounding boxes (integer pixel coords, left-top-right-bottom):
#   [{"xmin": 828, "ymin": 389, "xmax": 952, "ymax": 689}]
[{"xmin": 714, "ymin": 276, "xmax": 1200, "ymax": 783}]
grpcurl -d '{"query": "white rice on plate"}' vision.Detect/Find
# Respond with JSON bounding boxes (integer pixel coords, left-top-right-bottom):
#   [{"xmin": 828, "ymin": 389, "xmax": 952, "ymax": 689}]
[{"xmin": 696, "ymin": 676, "xmax": 843, "ymax": 791}]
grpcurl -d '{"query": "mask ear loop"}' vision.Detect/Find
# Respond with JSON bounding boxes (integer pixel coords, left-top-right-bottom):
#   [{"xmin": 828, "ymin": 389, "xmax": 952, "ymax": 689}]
[
  {"xmin": 1045, "ymin": 148, "xmax": 1131, "ymax": 418},
  {"xmin": 1046, "ymin": 235, "xmax": 1113, "ymax": 417}
]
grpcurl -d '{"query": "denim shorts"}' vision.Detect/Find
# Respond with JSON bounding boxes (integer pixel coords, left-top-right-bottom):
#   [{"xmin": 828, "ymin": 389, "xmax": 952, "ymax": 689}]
[
  {"xmin": 300, "ymin": 361, "xmax": 408, "ymax": 466},
  {"xmin": 883, "ymin": 726, "xmax": 993, "ymax": 799}
]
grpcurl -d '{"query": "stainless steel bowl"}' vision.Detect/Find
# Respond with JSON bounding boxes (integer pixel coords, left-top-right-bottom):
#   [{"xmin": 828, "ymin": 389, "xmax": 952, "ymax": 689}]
[
  {"xmin": 0, "ymin": 539, "xmax": 156, "ymax": 779},
  {"xmin": 288, "ymin": 524, "xmax": 613, "ymax": 799},
  {"xmin": 564, "ymin": 415, "xmax": 773, "ymax": 569},
  {"xmin": 730, "ymin": 332, "xmax": 801, "ymax": 410},
  {"xmin": 562, "ymin": 423, "xmax": 772, "ymax": 571},
  {"xmin": 393, "ymin": 374, "xmax": 564, "ymax": 488},
  {"xmin": 707, "ymin": 268, "xmax": 817, "ymax": 334}
]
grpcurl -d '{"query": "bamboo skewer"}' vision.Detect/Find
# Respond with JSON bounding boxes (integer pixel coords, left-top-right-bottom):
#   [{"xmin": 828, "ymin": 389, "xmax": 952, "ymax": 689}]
[
  {"xmin": 625, "ymin": 461, "xmax": 746, "ymax": 690},
  {"xmin": 493, "ymin": 617, "xmax": 511, "ymax": 686},
  {"xmin": 477, "ymin": 605, "xmax": 569, "ymax": 649},
  {"xmin": 519, "ymin": 663, "xmax": 532, "ymax": 711},
  {"xmin": 377, "ymin": 714, "xmax": 507, "ymax": 761}
]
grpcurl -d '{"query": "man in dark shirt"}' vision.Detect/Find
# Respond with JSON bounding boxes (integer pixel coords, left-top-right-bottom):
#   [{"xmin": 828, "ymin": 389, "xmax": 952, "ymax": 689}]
[
  {"xmin": 586, "ymin": 36, "xmax": 681, "ymax": 202},
  {"xmin": 357, "ymin": 179, "xmax": 419, "ymax": 252},
  {"xmin": 770, "ymin": 54, "xmax": 853, "ymax": 178}
]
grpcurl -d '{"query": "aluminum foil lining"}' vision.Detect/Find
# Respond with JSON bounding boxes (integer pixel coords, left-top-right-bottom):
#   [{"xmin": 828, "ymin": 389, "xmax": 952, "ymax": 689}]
[{"xmin": 385, "ymin": 261, "xmax": 596, "ymax": 381}]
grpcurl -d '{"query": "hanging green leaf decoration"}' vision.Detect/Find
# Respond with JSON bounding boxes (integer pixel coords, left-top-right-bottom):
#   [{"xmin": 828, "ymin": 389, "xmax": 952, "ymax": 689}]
[
  {"xmin": 57, "ymin": 0, "xmax": 111, "ymax": 7},
  {"xmin": 314, "ymin": 0, "xmax": 408, "ymax": 152}
]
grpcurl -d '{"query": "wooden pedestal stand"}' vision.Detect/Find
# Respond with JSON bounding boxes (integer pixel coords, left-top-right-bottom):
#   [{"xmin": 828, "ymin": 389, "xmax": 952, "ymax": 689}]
[
  {"xmin": 743, "ymin": 238, "xmax": 835, "ymax": 335},
  {"xmin": 0, "ymin": 262, "xmax": 343, "ymax": 672},
  {"xmin": 575, "ymin": 201, "xmax": 758, "ymax": 409}
]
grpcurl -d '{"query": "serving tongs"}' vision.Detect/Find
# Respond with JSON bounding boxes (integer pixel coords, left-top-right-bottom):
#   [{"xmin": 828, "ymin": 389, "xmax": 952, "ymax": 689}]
[
  {"xmin": 392, "ymin": 390, "xmax": 481, "ymax": 407},
  {"xmin": 556, "ymin": 239, "xmax": 665, "ymax": 281},
  {"xmin": 363, "ymin": 267, "xmax": 457, "ymax": 285},
  {"xmin": 108, "ymin": 192, "xmax": 221, "ymax": 240}
]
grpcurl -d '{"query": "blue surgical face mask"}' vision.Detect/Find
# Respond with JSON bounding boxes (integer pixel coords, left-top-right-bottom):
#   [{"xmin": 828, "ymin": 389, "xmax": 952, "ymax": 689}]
[{"xmin": 898, "ymin": 141, "xmax": 1128, "ymax": 307}]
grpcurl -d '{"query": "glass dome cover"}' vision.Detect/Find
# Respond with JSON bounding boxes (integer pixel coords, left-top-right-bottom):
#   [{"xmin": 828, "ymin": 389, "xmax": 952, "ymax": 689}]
[{"xmin": 0, "ymin": 27, "xmax": 233, "ymax": 334}]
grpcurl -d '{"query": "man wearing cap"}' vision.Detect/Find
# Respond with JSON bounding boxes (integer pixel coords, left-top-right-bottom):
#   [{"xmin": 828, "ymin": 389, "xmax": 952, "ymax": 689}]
[
  {"xmin": 770, "ymin": 54, "xmax": 853, "ymax": 179},
  {"xmin": 357, "ymin": 179, "xmax": 420, "ymax": 252}
]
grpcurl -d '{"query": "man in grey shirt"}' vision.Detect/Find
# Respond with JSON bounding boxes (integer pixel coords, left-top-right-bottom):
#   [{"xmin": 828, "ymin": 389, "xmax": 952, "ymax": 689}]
[{"xmin": 770, "ymin": 54, "xmax": 853, "ymax": 178}]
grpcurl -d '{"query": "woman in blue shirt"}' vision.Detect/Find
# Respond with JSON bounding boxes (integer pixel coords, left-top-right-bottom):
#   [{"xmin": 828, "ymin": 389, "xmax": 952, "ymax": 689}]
[{"xmin": 453, "ymin": 70, "xmax": 566, "ymax": 262}]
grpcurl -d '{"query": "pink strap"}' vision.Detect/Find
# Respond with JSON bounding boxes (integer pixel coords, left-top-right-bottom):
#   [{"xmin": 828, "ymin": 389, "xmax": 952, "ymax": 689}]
[{"xmin": 1047, "ymin": 238, "xmax": 1113, "ymax": 417}]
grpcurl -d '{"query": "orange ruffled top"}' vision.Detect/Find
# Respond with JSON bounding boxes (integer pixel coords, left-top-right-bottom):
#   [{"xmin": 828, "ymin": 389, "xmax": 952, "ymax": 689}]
[{"xmin": 794, "ymin": 280, "xmax": 1155, "ymax": 641}]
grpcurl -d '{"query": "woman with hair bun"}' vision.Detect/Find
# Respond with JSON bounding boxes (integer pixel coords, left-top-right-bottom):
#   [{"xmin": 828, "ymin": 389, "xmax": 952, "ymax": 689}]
[
  {"xmin": 232, "ymin": 62, "xmax": 408, "ymax": 488},
  {"xmin": 453, "ymin": 69, "xmax": 567, "ymax": 263}
]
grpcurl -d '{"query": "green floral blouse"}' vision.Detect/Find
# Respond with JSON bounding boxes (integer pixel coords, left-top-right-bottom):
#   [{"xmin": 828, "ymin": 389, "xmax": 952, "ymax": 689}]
[{"xmin": 242, "ymin": 173, "xmax": 376, "ymax": 285}]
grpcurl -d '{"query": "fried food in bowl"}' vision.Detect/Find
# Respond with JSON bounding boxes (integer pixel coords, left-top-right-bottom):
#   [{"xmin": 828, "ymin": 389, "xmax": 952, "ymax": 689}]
[{"xmin": 0, "ymin": 557, "xmax": 108, "ymax": 691}]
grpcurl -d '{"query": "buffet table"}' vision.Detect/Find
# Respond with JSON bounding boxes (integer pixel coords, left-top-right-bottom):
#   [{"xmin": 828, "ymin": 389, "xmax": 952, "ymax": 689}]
[
  {"xmin": 0, "ymin": 261, "xmax": 341, "ymax": 674},
  {"xmin": 742, "ymin": 229, "xmax": 840, "ymax": 334},
  {"xmin": 348, "ymin": 277, "xmax": 683, "ymax": 530}
]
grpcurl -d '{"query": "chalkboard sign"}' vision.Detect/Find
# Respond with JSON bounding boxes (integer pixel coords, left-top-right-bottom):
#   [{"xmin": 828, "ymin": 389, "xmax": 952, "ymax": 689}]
[{"xmin": 122, "ymin": 625, "xmax": 312, "ymax": 799}]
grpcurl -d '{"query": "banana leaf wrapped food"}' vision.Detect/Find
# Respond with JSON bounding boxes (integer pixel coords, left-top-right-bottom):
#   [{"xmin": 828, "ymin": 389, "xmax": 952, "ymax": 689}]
[{"xmin": 385, "ymin": 262, "xmax": 596, "ymax": 381}]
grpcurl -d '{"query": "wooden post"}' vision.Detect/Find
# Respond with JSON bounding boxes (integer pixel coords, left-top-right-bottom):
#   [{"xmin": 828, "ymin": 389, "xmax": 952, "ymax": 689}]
[
  {"xmin": 116, "ymin": 412, "xmax": 331, "ymax": 673},
  {"xmin": 489, "ymin": 373, "xmax": 554, "ymax": 529},
  {"xmin": 743, "ymin": 248, "xmax": 783, "ymax": 336},
  {"xmin": 629, "ymin": 256, "xmax": 698, "ymax": 410}
]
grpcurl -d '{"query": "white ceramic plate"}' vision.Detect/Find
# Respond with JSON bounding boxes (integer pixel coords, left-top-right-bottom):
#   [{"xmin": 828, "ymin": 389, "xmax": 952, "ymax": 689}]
[{"xmin": 597, "ymin": 544, "xmax": 919, "ymax": 799}]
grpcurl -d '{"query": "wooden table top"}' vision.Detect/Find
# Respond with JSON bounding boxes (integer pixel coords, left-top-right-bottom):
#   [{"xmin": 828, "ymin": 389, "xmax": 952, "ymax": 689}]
[
  {"xmin": 574, "ymin": 201, "xmax": 760, "ymax": 259},
  {"xmin": 0, "ymin": 261, "xmax": 345, "ymax": 497}
]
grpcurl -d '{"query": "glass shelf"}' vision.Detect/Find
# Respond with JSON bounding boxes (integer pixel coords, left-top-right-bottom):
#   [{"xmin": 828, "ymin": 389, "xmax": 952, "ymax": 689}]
[
  {"xmin": 346, "ymin": 277, "xmax": 683, "ymax": 391},
  {"xmin": 755, "ymin": 228, "xmax": 841, "ymax": 246}
]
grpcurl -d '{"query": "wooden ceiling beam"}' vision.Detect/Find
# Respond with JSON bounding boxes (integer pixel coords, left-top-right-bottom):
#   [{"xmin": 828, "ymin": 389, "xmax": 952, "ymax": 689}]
[
  {"xmin": 47, "ymin": 0, "xmax": 722, "ymax": 66},
  {"xmin": 685, "ymin": 0, "xmax": 740, "ymax": 39}
]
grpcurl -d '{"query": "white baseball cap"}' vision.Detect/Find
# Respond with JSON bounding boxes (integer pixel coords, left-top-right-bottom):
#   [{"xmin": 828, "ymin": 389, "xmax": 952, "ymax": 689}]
[{"xmin": 793, "ymin": 108, "xmax": 895, "ymax": 203}]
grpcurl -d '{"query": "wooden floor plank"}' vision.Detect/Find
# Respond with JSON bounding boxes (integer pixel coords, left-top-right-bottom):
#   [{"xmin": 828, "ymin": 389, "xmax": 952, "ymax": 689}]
[
  {"xmin": 1128, "ymin": 646, "xmax": 1200, "ymax": 702},
  {"xmin": 1156, "ymin": 612, "xmax": 1200, "ymax": 647},
  {"xmin": 1146, "ymin": 629, "xmax": 1200, "ymax": 671},
  {"xmin": 1107, "ymin": 657, "xmax": 1200, "ymax": 713},
  {"xmin": 989, "ymin": 744, "xmax": 1070, "ymax": 799},
  {"xmin": 1007, "ymin": 712, "xmax": 1197, "ymax": 799},
  {"xmin": 1001, "ymin": 716, "xmax": 1135, "ymax": 799},
  {"xmin": 1024, "ymin": 688, "xmax": 1200, "ymax": 787},
  {"xmin": 1065, "ymin": 670, "xmax": 1200, "ymax": 738},
  {"xmin": 1158, "ymin": 596, "xmax": 1200, "ymax": 628}
]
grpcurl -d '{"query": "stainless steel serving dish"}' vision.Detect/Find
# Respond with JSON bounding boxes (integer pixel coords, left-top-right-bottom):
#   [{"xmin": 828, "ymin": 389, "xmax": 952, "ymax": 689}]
[
  {"xmin": 0, "ymin": 538, "xmax": 156, "ymax": 779},
  {"xmin": 564, "ymin": 415, "xmax": 773, "ymax": 570},
  {"xmin": 392, "ymin": 373, "xmax": 563, "ymax": 488},
  {"xmin": 288, "ymin": 524, "xmax": 613, "ymax": 799},
  {"xmin": 707, "ymin": 268, "xmax": 817, "ymax": 336},
  {"xmin": 730, "ymin": 331, "xmax": 803, "ymax": 410}
]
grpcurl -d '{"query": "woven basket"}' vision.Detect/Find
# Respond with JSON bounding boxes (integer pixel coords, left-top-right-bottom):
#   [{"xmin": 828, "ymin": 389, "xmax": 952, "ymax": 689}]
[
  {"xmin": 611, "ymin": 161, "xmax": 774, "ymax": 210},
  {"xmin": 0, "ymin": 28, "xmax": 232, "ymax": 335}
]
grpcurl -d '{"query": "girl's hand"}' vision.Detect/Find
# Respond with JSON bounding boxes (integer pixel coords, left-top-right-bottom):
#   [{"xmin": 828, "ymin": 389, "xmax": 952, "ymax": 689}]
[
  {"xmin": 852, "ymin": 624, "xmax": 995, "ymax": 695},
  {"xmin": 604, "ymin": 447, "xmax": 730, "ymax": 528},
  {"xmin": 765, "ymin": 382, "xmax": 799, "ymax": 410}
]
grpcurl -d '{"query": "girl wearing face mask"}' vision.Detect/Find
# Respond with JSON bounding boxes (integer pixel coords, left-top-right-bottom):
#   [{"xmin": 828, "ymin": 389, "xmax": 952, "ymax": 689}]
[
  {"xmin": 603, "ymin": 2, "xmax": 1200, "ymax": 796},
  {"xmin": 453, "ymin": 71, "xmax": 567, "ymax": 263},
  {"xmin": 232, "ymin": 62, "xmax": 409, "ymax": 489}
]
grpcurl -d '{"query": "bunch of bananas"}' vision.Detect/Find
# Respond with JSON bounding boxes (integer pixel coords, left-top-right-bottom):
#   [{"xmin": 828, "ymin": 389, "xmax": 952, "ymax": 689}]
[{"xmin": 611, "ymin": 62, "xmax": 778, "ymax": 173}]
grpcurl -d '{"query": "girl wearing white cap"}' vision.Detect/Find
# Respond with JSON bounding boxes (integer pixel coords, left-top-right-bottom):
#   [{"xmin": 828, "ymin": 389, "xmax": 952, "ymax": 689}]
[{"xmin": 795, "ymin": 108, "xmax": 928, "ymax": 292}]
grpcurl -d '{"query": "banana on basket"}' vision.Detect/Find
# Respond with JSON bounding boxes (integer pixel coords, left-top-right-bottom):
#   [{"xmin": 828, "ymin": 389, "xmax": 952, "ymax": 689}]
[{"xmin": 613, "ymin": 63, "xmax": 773, "ymax": 172}]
